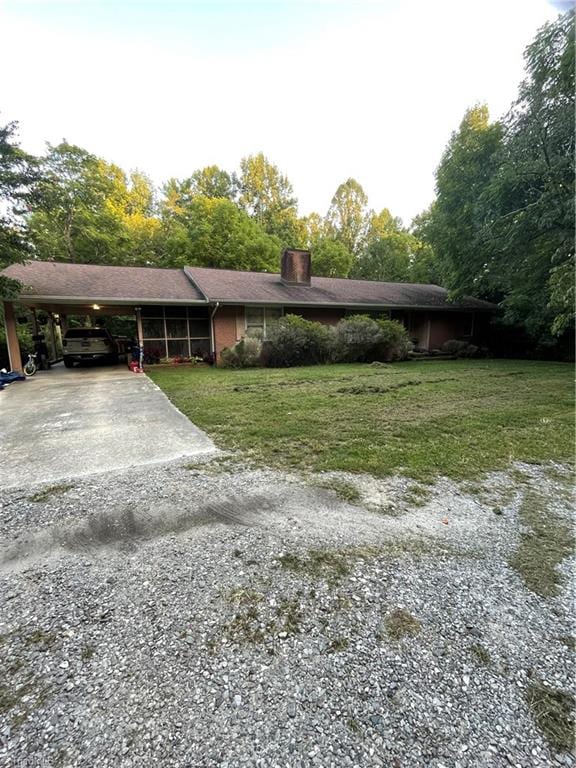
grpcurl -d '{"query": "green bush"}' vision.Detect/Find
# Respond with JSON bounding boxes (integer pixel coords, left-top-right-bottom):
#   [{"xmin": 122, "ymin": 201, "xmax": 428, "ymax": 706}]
[
  {"xmin": 441, "ymin": 339, "xmax": 478, "ymax": 357},
  {"xmin": 333, "ymin": 314, "xmax": 383, "ymax": 363},
  {"xmin": 220, "ymin": 336, "xmax": 262, "ymax": 368},
  {"xmin": 261, "ymin": 314, "xmax": 333, "ymax": 367},
  {"xmin": 375, "ymin": 319, "xmax": 412, "ymax": 361},
  {"xmin": 333, "ymin": 315, "xmax": 410, "ymax": 363}
]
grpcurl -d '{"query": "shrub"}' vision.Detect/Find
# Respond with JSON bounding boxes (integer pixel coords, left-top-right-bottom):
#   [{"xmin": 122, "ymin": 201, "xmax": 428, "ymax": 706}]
[
  {"xmin": 220, "ymin": 336, "xmax": 262, "ymax": 368},
  {"xmin": 333, "ymin": 315, "xmax": 411, "ymax": 363},
  {"xmin": 441, "ymin": 339, "xmax": 479, "ymax": 357},
  {"xmin": 375, "ymin": 319, "xmax": 412, "ymax": 362},
  {"xmin": 333, "ymin": 315, "xmax": 384, "ymax": 363},
  {"xmin": 260, "ymin": 314, "xmax": 333, "ymax": 367}
]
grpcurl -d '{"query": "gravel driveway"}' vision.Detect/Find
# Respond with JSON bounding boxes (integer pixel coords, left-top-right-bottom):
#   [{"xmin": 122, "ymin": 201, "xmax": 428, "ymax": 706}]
[{"xmin": 0, "ymin": 456, "xmax": 573, "ymax": 768}]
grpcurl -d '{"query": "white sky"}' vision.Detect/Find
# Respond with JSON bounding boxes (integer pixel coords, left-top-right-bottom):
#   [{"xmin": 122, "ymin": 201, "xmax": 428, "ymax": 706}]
[{"xmin": 0, "ymin": 0, "xmax": 561, "ymax": 225}]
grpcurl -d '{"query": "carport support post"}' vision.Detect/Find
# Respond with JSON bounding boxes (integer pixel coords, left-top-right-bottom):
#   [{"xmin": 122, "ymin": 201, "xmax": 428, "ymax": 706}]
[
  {"xmin": 135, "ymin": 307, "xmax": 144, "ymax": 370},
  {"xmin": 3, "ymin": 301, "xmax": 22, "ymax": 372}
]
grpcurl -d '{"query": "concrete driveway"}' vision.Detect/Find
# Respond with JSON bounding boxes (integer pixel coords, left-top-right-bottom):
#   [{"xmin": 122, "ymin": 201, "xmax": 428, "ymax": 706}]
[{"xmin": 0, "ymin": 363, "xmax": 216, "ymax": 489}]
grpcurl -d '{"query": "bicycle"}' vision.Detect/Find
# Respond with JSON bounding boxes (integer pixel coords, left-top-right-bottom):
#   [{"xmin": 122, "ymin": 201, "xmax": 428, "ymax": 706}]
[{"xmin": 24, "ymin": 352, "xmax": 38, "ymax": 377}]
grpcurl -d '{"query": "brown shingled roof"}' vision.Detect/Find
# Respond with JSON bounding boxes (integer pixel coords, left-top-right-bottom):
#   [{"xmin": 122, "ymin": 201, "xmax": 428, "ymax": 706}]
[
  {"xmin": 3, "ymin": 261, "xmax": 206, "ymax": 303},
  {"xmin": 3, "ymin": 260, "xmax": 497, "ymax": 312},
  {"xmin": 185, "ymin": 266, "xmax": 496, "ymax": 311}
]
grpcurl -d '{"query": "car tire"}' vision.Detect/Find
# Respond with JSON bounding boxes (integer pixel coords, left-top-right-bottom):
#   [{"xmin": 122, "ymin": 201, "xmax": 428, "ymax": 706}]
[{"xmin": 63, "ymin": 358, "xmax": 74, "ymax": 368}]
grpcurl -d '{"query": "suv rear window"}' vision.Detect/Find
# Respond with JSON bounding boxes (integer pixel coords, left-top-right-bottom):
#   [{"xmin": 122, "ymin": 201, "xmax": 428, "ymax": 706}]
[{"xmin": 65, "ymin": 329, "xmax": 110, "ymax": 338}]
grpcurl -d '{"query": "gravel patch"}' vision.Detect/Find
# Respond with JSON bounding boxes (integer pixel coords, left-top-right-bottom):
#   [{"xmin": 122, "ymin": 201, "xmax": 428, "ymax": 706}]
[{"xmin": 0, "ymin": 458, "xmax": 574, "ymax": 767}]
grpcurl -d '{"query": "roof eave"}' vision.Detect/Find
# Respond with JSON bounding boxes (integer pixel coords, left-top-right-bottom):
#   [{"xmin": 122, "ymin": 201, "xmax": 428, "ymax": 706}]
[
  {"xmin": 206, "ymin": 298, "xmax": 497, "ymax": 312},
  {"xmin": 16, "ymin": 295, "xmax": 209, "ymax": 306}
]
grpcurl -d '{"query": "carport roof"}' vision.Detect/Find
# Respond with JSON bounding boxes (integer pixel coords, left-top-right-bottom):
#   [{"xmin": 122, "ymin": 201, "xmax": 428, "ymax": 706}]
[{"xmin": 3, "ymin": 261, "xmax": 206, "ymax": 304}]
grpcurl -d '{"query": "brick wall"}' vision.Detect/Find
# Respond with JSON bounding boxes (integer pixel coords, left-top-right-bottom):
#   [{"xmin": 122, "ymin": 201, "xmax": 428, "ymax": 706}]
[
  {"xmin": 213, "ymin": 305, "xmax": 244, "ymax": 362},
  {"xmin": 212, "ymin": 304, "xmax": 479, "ymax": 361}
]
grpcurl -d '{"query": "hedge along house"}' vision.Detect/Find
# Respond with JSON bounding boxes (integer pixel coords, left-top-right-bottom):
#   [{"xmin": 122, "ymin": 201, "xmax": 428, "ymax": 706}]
[{"xmin": 2, "ymin": 250, "xmax": 496, "ymax": 371}]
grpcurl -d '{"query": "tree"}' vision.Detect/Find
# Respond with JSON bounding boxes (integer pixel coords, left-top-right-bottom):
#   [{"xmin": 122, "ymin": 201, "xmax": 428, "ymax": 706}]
[
  {"xmin": 425, "ymin": 105, "xmax": 504, "ymax": 296},
  {"xmin": 188, "ymin": 165, "xmax": 236, "ymax": 200},
  {"xmin": 126, "ymin": 170, "xmax": 156, "ymax": 216},
  {"xmin": 410, "ymin": 208, "xmax": 442, "ymax": 284},
  {"xmin": 0, "ymin": 120, "xmax": 38, "ymax": 295},
  {"xmin": 302, "ymin": 212, "xmax": 353, "ymax": 277},
  {"xmin": 353, "ymin": 207, "xmax": 438, "ymax": 283},
  {"xmin": 238, "ymin": 153, "xmax": 304, "ymax": 247},
  {"xmin": 480, "ymin": 10, "xmax": 575, "ymax": 340},
  {"xmin": 416, "ymin": 11, "xmax": 575, "ymax": 344},
  {"xmin": 311, "ymin": 237, "xmax": 353, "ymax": 278},
  {"xmin": 365, "ymin": 207, "xmax": 403, "ymax": 242},
  {"xmin": 325, "ymin": 178, "xmax": 369, "ymax": 257},
  {"xmin": 160, "ymin": 195, "xmax": 281, "ymax": 271},
  {"xmin": 29, "ymin": 142, "xmax": 129, "ymax": 264},
  {"xmin": 28, "ymin": 143, "xmax": 167, "ymax": 266},
  {"xmin": 353, "ymin": 233, "xmax": 413, "ymax": 282}
]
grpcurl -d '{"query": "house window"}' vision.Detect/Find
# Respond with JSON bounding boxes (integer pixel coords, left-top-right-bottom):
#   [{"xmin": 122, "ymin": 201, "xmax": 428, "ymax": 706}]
[{"xmin": 245, "ymin": 306, "xmax": 283, "ymax": 337}]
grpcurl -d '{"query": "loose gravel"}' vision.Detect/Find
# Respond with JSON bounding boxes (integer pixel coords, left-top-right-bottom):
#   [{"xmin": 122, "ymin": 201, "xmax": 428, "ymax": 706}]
[{"xmin": 0, "ymin": 457, "xmax": 574, "ymax": 768}]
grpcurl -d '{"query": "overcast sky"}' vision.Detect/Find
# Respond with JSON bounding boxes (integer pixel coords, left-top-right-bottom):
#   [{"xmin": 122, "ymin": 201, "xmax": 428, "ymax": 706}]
[{"xmin": 0, "ymin": 0, "xmax": 562, "ymax": 225}]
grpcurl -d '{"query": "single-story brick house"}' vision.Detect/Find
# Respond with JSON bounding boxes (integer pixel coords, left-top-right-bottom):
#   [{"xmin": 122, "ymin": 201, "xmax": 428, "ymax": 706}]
[{"xmin": 2, "ymin": 250, "xmax": 496, "ymax": 370}]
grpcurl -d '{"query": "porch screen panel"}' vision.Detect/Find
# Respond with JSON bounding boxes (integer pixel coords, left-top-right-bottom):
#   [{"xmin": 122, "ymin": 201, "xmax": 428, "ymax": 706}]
[
  {"xmin": 142, "ymin": 306, "xmax": 211, "ymax": 361},
  {"xmin": 142, "ymin": 311, "xmax": 167, "ymax": 359}
]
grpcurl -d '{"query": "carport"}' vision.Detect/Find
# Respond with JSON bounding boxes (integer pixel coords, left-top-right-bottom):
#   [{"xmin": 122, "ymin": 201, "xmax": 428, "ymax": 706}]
[{"xmin": 2, "ymin": 261, "xmax": 211, "ymax": 372}]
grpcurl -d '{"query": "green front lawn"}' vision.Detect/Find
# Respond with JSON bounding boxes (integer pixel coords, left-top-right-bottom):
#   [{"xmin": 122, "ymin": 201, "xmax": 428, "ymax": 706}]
[{"xmin": 149, "ymin": 360, "xmax": 574, "ymax": 481}]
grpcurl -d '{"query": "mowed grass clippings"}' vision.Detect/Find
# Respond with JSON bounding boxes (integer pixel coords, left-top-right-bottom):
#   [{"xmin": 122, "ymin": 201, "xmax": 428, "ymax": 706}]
[
  {"xmin": 508, "ymin": 490, "xmax": 574, "ymax": 597},
  {"xmin": 526, "ymin": 682, "xmax": 575, "ymax": 753},
  {"xmin": 149, "ymin": 360, "xmax": 574, "ymax": 481}
]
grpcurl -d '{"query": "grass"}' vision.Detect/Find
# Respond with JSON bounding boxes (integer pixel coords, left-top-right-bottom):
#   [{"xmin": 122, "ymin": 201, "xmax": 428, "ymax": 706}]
[
  {"xmin": 313, "ymin": 478, "xmax": 362, "ymax": 504},
  {"xmin": 383, "ymin": 608, "xmax": 421, "ymax": 640},
  {"xmin": 221, "ymin": 590, "xmax": 303, "ymax": 645},
  {"xmin": 278, "ymin": 547, "xmax": 376, "ymax": 583},
  {"xmin": 404, "ymin": 482, "xmax": 432, "ymax": 507},
  {"xmin": 80, "ymin": 645, "xmax": 95, "ymax": 661},
  {"xmin": 526, "ymin": 682, "xmax": 575, "ymax": 753},
  {"xmin": 470, "ymin": 643, "xmax": 492, "ymax": 666},
  {"xmin": 508, "ymin": 490, "xmax": 574, "ymax": 597},
  {"xmin": 28, "ymin": 483, "xmax": 73, "ymax": 503},
  {"xmin": 327, "ymin": 637, "xmax": 350, "ymax": 653},
  {"xmin": 148, "ymin": 360, "xmax": 574, "ymax": 481}
]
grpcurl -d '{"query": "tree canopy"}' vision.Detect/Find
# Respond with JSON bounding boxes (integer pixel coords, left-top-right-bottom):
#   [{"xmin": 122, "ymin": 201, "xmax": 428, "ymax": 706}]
[
  {"xmin": 418, "ymin": 10, "xmax": 574, "ymax": 343},
  {"xmin": 0, "ymin": 121, "xmax": 38, "ymax": 294}
]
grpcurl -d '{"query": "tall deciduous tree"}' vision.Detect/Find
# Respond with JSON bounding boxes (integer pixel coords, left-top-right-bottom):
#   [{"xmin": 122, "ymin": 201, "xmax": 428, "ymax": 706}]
[
  {"xmin": 417, "ymin": 10, "xmax": 574, "ymax": 343},
  {"xmin": 29, "ymin": 144, "xmax": 166, "ymax": 266},
  {"xmin": 326, "ymin": 178, "xmax": 369, "ymax": 257},
  {"xmin": 188, "ymin": 165, "xmax": 236, "ymax": 200},
  {"xmin": 160, "ymin": 195, "xmax": 281, "ymax": 272},
  {"xmin": 29, "ymin": 142, "xmax": 129, "ymax": 264},
  {"xmin": 425, "ymin": 105, "xmax": 504, "ymax": 295},
  {"xmin": 238, "ymin": 153, "xmax": 304, "ymax": 247},
  {"xmin": 0, "ymin": 121, "xmax": 38, "ymax": 295},
  {"xmin": 482, "ymin": 9, "xmax": 575, "ymax": 339},
  {"xmin": 353, "ymin": 207, "xmax": 439, "ymax": 283},
  {"xmin": 302, "ymin": 212, "xmax": 353, "ymax": 277}
]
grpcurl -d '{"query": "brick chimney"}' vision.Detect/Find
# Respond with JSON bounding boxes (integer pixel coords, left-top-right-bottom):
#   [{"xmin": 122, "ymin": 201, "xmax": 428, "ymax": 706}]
[{"xmin": 280, "ymin": 248, "xmax": 311, "ymax": 286}]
